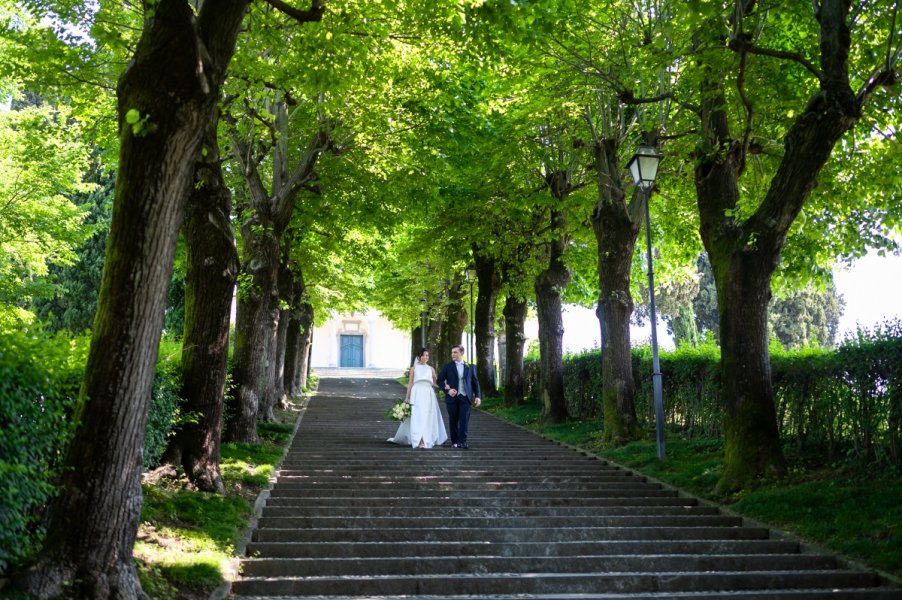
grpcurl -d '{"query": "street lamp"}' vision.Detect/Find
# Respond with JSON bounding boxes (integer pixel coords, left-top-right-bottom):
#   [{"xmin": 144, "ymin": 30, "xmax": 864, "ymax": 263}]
[
  {"xmin": 627, "ymin": 144, "xmax": 666, "ymax": 460},
  {"xmin": 465, "ymin": 268, "xmax": 476, "ymax": 361}
]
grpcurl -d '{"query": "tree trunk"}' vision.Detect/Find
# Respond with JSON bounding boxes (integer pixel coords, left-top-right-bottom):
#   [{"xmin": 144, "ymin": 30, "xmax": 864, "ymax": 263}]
[
  {"xmin": 284, "ymin": 315, "xmax": 301, "ymax": 396},
  {"xmin": 227, "ymin": 110, "xmax": 328, "ymax": 430},
  {"xmin": 15, "ymin": 2, "xmax": 248, "ymax": 597},
  {"xmin": 283, "ymin": 269, "xmax": 310, "ymax": 397},
  {"xmin": 534, "ymin": 205, "xmax": 570, "ymax": 423},
  {"xmin": 296, "ymin": 300, "xmax": 314, "ymax": 391},
  {"xmin": 273, "ymin": 306, "xmax": 289, "ymax": 410},
  {"xmin": 591, "ymin": 139, "xmax": 642, "ymax": 445},
  {"xmin": 502, "ymin": 295, "xmax": 528, "ymax": 405},
  {"xmin": 226, "ymin": 222, "xmax": 280, "ymax": 442},
  {"xmin": 695, "ymin": 0, "xmax": 870, "ymax": 491},
  {"xmin": 713, "ymin": 251, "xmax": 785, "ymax": 491},
  {"xmin": 165, "ymin": 103, "xmax": 238, "ymax": 494},
  {"xmin": 473, "ymin": 250, "xmax": 501, "ymax": 395},
  {"xmin": 437, "ymin": 282, "xmax": 467, "ymax": 367},
  {"xmin": 497, "ymin": 327, "xmax": 507, "ymax": 391}
]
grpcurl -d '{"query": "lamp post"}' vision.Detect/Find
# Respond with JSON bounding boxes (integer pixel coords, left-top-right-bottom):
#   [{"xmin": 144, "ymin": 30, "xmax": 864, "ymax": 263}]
[
  {"xmin": 465, "ymin": 268, "xmax": 476, "ymax": 361},
  {"xmin": 627, "ymin": 144, "xmax": 666, "ymax": 460}
]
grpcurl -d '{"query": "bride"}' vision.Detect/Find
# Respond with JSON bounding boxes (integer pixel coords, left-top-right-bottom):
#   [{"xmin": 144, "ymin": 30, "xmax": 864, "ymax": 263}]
[{"xmin": 388, "ymin": 348, "xmax": 448, "ymax": 449}]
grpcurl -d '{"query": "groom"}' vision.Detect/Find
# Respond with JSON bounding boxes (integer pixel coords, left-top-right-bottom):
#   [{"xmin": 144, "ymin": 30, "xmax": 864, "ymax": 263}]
[{"xmin": 438, "ymin": 345, "xmax": 481, "ymax": 449}]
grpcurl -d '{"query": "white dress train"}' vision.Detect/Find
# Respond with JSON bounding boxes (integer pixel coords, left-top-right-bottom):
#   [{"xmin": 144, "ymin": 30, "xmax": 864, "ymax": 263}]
[{"xmin": 388, "ymin": 363, "xmax": 448, "ymax": 448}]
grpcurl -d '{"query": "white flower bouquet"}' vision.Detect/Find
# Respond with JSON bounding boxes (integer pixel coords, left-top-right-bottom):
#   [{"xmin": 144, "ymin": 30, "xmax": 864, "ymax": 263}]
[{"xmin": 387, "ymin": 399, "xmax": 411, "ymax": 422}]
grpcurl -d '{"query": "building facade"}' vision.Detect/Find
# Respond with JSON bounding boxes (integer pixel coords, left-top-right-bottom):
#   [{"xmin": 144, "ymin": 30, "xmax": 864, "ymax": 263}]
[{"xmin": 310, "ymin": 310, "xmax": 412, "ymax": 369}]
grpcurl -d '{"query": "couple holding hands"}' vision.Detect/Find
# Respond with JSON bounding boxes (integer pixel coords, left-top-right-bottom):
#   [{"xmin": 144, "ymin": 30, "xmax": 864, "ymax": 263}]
[{"xmin": 388, "ymin": 344, "xmax": 481, "ymax": 449}]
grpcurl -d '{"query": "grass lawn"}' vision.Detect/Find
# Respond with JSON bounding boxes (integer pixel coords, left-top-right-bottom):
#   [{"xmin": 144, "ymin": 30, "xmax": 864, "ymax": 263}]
[
  {"xmin": 135, "ymin": 406, "xmax": 302, "ymax": 599},
  {"xmin": 480, "ymin": 396, "xmax": 902, "ymax": 579}
]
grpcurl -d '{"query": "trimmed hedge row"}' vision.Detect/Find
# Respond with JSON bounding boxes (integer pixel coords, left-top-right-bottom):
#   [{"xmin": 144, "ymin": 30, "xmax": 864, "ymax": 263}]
[
  {"xmin": 524, "ymin": 321, "xmax": 902, "ymax": 465},
  {"xmin": 0, "ymin": 330, "xmax": 182, "ymax": 573}
]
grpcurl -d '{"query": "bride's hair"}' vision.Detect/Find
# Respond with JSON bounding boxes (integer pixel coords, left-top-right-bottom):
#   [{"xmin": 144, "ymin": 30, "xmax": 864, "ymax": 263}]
[{"xmin": 416, "ymin": 347, "xmax": 429, "ymax": 358}]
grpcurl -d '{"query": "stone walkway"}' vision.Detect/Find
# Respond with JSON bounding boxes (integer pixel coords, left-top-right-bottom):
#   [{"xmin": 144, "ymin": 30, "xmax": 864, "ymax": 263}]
[{"xmin": 231, "ymin": 378, "xmax": 901, "ymax": 599}]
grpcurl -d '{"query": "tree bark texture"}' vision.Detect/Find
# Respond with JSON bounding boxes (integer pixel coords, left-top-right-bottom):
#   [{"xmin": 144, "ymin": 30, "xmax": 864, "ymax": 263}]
[
  {"xmin": 227, "ymin": 221, "xmax": 280, "ymax": 442},
  {"xmin": 534, "ymin": 204, "xmax": 571, "ymax": 423},
  {"xmin": 15, "ymin": 2, "xmax": 249, "ymax": 597},
  {"xmin": 473, "ymin": 250, "xmax": 501, "ymax": 395},
  {"xmin": 283, "ymin": 270, "xmax": 311, "ymax": 397},
  {"xmin": 696, "ymin": 0, "xmax": 881, "ymax": 491},
  {"xmin": 166, "ymin": 104, "xmax": 238, "ymax": 494},
  {"xmin": 273, "ymin": 306, "xmax": 289, "ymax": 410},
  {"xmin": 502, "ymin": 295, "xmax": 528, "ymax": 405},
  {"xmin": 294, "ymin": 300, "xmax": 314, "ymax": 392},
  {"xmin": 591, "ymin": 139, "xmax": 642, "ymax": 445},
  {"xmin": 437, "ymin": 282, "xmax": 467, "ymax": 368},
  {"xmin": 228, "ymin": 111, "xmax": 328, "ymax": 434}
]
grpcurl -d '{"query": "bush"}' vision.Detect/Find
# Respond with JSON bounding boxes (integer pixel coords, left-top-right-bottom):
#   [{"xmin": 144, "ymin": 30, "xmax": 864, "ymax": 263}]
[
  {"xmin": 523, "ymin": 320, "xmax": 902, "ymax": 466},
  {"xmin": 0, "ymin": 329, "xmax": 87, "ymax": 573},
  {"xmin": 144, "ymin": 338, "xmax": 183, "ymax": 469},
  {"xmin": 0, "ymin": 331, "xmax": 185, "ymax": 574}
]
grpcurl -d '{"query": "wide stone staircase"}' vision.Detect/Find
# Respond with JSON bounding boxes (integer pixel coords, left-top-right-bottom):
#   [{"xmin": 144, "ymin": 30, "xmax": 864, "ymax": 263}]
[{"xmin": 231, "ymin": 377, "xmax": 901, "ymax": 599}]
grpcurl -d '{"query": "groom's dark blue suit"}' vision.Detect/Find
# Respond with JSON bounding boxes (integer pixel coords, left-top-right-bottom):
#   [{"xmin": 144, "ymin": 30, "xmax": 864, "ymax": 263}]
[{"xmin": 438, "ymin": 361, "xmax": 481, "ymax": 447}]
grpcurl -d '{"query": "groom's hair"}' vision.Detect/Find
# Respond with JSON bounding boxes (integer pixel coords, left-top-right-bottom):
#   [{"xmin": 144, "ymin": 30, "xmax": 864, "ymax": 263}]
[{"xmin": 452, "ymin": 344, "xmax": 465, "ymax": 354}]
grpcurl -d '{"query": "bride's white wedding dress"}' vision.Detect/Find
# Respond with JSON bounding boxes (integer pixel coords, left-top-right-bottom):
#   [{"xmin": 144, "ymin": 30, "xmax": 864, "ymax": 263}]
[{"xmin": 388, "ymin": 363, "xmax": 448, "ymax": 448}]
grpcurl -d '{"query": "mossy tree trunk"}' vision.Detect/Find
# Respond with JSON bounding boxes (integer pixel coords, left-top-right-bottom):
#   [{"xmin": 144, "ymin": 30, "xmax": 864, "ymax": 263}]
[
  {"xmin": 166, "ymin": 102, "xmax": 238, "ymax": 494},
  {"xmin": 591, "ymin": 138, "xmax": 643, "ymax": 445},
  {"xmin": 227, "ymin": 219, "xmax": 280, "ymax": 441},
  {"xmin": 534, "ymin": 169, "xmax": 573, "ymax": 422},
  {"xmin": 695, "ymin": 0, "xmax": 888, "ymax": 492},
  {"xmin": 227, "ymin": 103, "xmax": 329, "ymax": 437},
  {"xmin": 473, "ymin": 249, "xmax": 501, "ymax": 396},
  {"xmin": 284, "ymin": 269, "xmax": 311, "ymax": 397},
  {"xmin": 502, "ymin": 294, "xmax": 528, "ymax": 405},
  {"xmin": 437, "ymin": 280, "xmax": 467, "ymax": 367},
  {"xmin": 15, "ymin": 2, "xmax": 249, "ymax": 597}
]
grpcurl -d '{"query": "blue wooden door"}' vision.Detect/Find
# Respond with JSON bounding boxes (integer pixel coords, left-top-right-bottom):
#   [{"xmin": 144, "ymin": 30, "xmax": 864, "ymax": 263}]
[{"xmin": 339, "ymin": 335, "xmax": 364, "ymax": 367}]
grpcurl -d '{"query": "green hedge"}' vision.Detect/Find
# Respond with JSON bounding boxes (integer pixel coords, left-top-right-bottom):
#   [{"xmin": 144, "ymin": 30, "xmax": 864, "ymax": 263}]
[
  {"xmin": 524, "ymin": 320, "xmax": 902, "ymax": 465},
  {"xmin": 0, "ymin": 330, "xmax": 85, "ymax": 572},
  {"xmin": 0, "ymin": 330, "xmax": 183, "ymax": 574}
]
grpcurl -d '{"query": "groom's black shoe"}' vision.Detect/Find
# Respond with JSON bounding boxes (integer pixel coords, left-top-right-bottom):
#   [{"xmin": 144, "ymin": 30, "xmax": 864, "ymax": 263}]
[{"xmin": 461, "ymin": 442, "xmax": 469, "ymax": 449}]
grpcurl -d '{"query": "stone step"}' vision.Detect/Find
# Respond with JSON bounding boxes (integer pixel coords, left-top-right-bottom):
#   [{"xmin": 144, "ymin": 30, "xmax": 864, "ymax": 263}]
[
  {"xmin": 240, "ymin": 553, "xmax": 838, "ymax": 577},
  {"xmin": 266, "ymin": 487, "xmax": 679, "ymax": 498},
  {"xmin": 258, "ymin": 505, "xmax": 718, "ymax": 518},
  {"xmin": 261, "ymin": 495, "xmax": 698, "ymax": 508},
  {"xmin": 231, "ymin": 378, "xmax": 899, "ymax": 599},
  {"xmin": 278, "ymin": 469, "xmax": 645, "ymax": 485},
  {"xmin": 231, "ymin": 570, "xmax": 880, "ymax": 596},
  {"xmin": 231, "ymin": 592, "xmax": 902, "ymax": 600},
  {"xmin": 243, "ymin": 539, "xmax": 803, "ymax": 559},
  {"xmin": 269, "ymin": 481, "xmax": 659, "ymax": 491},
  {"xmin": 254, "ymin": 515, "xmax": 743, "ymax": 530},
  {"xmin": 252, "ymin": 525, "xmax": 769, "ymax": 543}
]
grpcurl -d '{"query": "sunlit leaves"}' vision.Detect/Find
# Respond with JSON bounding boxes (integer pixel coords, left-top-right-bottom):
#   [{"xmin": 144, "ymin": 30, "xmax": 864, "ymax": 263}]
[{"xmin": 0, "ymin": 102, "xmax": 93, "ymax": 326}]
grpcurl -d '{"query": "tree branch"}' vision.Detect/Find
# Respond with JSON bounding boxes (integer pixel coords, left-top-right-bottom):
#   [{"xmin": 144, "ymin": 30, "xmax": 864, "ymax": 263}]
[
  {"xmin": 727, "ymin": 35, "xmax": 824, "ymax": 81},
  {"xmin": 736, "ymin": 47, "xmax": 753, "ymax": 173},
  {"xmin": 262, "ymin": 0, "xmax": 325, "ymax": 23}
]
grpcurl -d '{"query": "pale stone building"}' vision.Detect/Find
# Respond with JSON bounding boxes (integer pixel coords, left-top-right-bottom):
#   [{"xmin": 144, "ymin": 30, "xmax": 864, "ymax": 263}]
[{"xmin": 310, "ymin": 310, "xmax": 411, "ymax": 369}]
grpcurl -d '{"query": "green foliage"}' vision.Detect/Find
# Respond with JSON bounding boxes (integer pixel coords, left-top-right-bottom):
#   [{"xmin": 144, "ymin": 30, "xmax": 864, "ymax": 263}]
[
  {"xmin": 0, "ymin": 327, "xmax": 87, "ymax": 572},
  {"xmin": 0, "ymin": 101, "xmax": 93, "ymax": 328},
  {"xmin": 31, "ymin": 169, "xmax": 114, "ymax": 333},
  {"xmin": 144, "ymin": 340, "xmax": 183, "ymax": 470},
  {"xmin": 523, "ymin": 321, "xmax": 902, "ymax": 465}
]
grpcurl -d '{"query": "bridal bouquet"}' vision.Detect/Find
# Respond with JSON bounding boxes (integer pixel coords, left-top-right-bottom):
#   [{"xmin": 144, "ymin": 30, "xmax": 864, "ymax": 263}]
[{"xmin": 387, "ymin": 399, "xmax": 411, "ymax": 422}]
